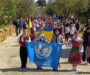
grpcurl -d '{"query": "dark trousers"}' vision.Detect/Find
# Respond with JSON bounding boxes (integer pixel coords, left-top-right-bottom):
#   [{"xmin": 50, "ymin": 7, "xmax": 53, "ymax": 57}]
[
  {"xmin": 15, "ymin": 27, "xmax": 18, "ymax": 36},
  {"xmin": 82, "ymin": 45, "xmax": 87, "ymax": 61},
  {"xmin": 87, "ymin": 57, "xmax": 90, "ymax": 63},
  {"xmin": 20, "ymin": 46, "xmax": 27, "ymax": 68},
  {"xmin": 82, "ymin": 51, "xmax": 86, "ymax": 61}
]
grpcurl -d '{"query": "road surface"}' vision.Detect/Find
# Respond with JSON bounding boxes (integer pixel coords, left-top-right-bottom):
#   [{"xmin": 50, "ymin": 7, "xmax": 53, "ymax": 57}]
[{"xmin": 0, "ymin": 34, "xmax": 90, "ymax": 75}]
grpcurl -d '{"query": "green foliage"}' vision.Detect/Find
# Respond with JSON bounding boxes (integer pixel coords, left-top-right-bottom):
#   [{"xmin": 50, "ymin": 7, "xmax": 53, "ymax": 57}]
[
  {"xmin": 87, "ymin": 0, "xmax": 90, "ymax": 8},
  {"xmin": 46, "ymin": 0, "xmax": 89, "ymax": 17},
  {"xmin": 17, "ymin": 0, "xmax": 37, "ymax": 16},
  {"xmin": 37, "ymin": 0, "xmax": 46, "ymax": 6},
  {"xmin": 45, "ymin": 7, "xmax": 55, "ymax": 16},
  {"xmin": 0, "ymin": 0, "xmax": 37, "ymax": 26}
]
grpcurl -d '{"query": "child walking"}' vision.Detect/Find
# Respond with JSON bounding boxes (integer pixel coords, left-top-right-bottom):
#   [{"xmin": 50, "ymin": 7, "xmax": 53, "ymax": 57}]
[
  {"xmin": 68, "ymin": 31, "xmax": 83, "ymax": 71},
  {"xmin": 51, "ymin": 28, "xmax": 64, "ymax": 71},
  {"xmin": 19, "ymin": 29, "xmax": 30, "ymax": 68}
]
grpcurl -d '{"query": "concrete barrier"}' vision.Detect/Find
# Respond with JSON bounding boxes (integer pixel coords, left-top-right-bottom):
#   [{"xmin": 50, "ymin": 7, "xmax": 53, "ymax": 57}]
[{"xmin": 0, "ymin": 26, "xmax": 15, "ymax": 42}]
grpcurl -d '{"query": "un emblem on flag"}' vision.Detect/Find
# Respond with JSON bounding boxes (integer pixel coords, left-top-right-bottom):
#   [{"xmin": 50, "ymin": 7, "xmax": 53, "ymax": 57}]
[{"xmin": 35, "ymin": 43, "xmax": 52, "ymax": 58}]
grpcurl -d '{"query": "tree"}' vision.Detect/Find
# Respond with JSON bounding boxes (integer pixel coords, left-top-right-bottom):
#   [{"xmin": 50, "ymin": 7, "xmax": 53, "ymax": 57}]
[
  {"xmin": 87, "ymin": 0, "xmax": 90, "ymax": 8},
  {"xmin": 45, "ymin": 7, "xmax": 55, "ymax": 16},
  {"xmin": 46, "ymin": 0, "xmax": 88, "ymax": 16},
  {"xmin": 37, "ymin": 0, "xmax": 46, "ymax": 6},
  {"xmin": 74, "ymin": 0, "xmax": 87, "ymax": 17},
  {"xmin": 87, "ymin": 0, "xmax": 90, "ymax": 18},
  {"xmin": 0, "ymin": 0, "xmax": 16, "ymax": 25},
  {"xmin": 17, "ymin": 0, "xmax": 37, "ymax": 17},
  {"xmin": 0, "ymin": 0, "xmax": 38, "ymax": 26}
]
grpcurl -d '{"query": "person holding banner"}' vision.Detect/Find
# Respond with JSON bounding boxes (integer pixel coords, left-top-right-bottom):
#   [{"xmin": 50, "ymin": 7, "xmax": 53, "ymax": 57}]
[
  {"xmin": 51, "ymin": 28, "xmax": 64, "ymax": 71},
  {"xmin": 35, "ymin": 28, "xmax": 46, "ymax": 69},
  {"xmin": 68, "ymin": 31, "xmax": 83, "ymax": 71},
  {"xmin": 51, "ymin": 28, "xmax": 64, "ymax": 44},
  {"xmin": 19, "ymin": 29, "xmax": 30, "ymax": 68}
]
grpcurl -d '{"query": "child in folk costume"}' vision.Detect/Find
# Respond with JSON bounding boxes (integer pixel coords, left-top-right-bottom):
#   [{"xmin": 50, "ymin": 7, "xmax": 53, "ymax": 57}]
[
  {"xmin": 68, "ymin": 31, "xmax": 83, "ymax": 71},
  {"xmin": 19, "ymin": 29, "xmax": 30, "ymax": 68},
  {"xmin": 51, "ymin": 28, "xmax": 64, "ymax": 71},
  {"xmin": 51, "ymin": 28, "xmax": 64, "ymax": 44}
]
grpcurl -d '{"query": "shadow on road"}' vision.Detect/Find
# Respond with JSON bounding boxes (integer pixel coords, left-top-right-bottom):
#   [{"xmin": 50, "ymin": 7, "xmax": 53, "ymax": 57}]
[
  {"xmin": 76, "ymin": 72, "xmax": 90, "ymax": 74},
  {"xmin": 0, "ymin": 68, "xmax": 75, "ymax": 72},
  {"xmin": 60, "ymin": 62, "xmax": 69, "ymax": 64}
]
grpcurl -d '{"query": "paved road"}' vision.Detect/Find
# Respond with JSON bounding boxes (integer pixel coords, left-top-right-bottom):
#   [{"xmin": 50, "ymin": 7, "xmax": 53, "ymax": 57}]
[{"xmin": 0, "ymin": 34, "xmax": 90, "ymax": 75}]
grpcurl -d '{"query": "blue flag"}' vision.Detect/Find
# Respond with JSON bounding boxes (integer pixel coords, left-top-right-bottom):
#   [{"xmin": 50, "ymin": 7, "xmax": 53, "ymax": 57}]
[{"xmin": 26, "ymin": 42, "xmax": 62, "ymax": 69}]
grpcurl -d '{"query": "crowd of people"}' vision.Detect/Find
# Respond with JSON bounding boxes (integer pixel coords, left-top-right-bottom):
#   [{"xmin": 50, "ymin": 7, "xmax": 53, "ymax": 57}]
[{"xmin": 13, "ymin": 14, "xmax": 90, "ymax": 71}]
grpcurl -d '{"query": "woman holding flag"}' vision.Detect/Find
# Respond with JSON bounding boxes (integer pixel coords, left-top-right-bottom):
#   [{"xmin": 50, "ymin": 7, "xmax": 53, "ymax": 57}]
[{"xmin": 51, "ymin": 28, "xmax": 64, "ymax": 71}]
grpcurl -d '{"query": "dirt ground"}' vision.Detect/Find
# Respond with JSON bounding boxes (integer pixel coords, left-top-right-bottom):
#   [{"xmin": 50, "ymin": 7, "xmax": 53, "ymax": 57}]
[{"xmin": 0, "ymin": 34, "xmax": 90, "ymax": 75}]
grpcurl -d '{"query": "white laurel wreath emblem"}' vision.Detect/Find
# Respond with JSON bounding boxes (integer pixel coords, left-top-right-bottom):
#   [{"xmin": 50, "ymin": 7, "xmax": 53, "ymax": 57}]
[{"xmin": 35, "ymin": 44, "xmax": 52, "ymax": 58}]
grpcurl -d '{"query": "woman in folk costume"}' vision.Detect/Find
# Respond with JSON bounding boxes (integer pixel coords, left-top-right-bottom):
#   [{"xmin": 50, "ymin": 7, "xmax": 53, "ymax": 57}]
[
  {"xmin": 68, "ymin": 31, "xmax": 83, "ymax": 71},
  {"xmin": 18, "ymin": 29, "xmax": 30, "ymax": 68},
  {"xmin": 51, "ymin": 28, "xmax": 64, "ymax": 71}
]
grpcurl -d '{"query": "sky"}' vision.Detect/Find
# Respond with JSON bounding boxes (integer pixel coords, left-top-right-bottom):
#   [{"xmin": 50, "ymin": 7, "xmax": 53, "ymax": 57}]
[
  {"xmin": 34, "ymin": 0, "xmax": 49, "ymax": 3},
  {"xmin": 34, "ymin": 0, "xmax": 38, "ymax": 2}
]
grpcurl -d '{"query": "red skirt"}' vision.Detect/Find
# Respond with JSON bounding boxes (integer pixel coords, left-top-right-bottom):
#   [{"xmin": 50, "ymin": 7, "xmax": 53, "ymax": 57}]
[{"xmin": 68, "ymin": 47, "xmax": 82, "ymax": 65}]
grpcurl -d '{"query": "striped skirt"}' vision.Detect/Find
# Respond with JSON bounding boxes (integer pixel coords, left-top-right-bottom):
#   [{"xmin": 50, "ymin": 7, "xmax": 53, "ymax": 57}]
[{"xmin": 68, "ymin": 47, "xmax": 82, "ymax": 65}]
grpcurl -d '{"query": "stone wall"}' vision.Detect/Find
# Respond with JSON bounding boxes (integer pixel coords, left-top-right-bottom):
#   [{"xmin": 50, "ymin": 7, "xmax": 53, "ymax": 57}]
[{"xmin": 0, "ymin": 26, "xmax": 15, "ymax": 42}]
